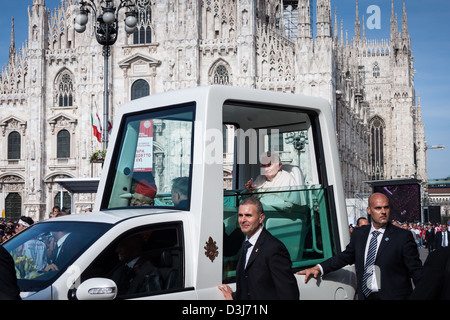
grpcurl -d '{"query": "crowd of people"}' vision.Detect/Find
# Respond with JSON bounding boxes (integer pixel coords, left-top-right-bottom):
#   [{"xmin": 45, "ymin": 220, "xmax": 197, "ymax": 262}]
[
  {"xmin": 0, "ymin": 217, "xmax": 34, "ymax": 243},
  {"xmin": 350, "ymin": 219, "xmax": 450, "ymax": 253},
  {"xmin": 397, "ymin": 221, "xmax": 449, "ymax": 252},
  {"xmin": 0, "ymin": 206, "xmax": 72, "ymax": 244}
]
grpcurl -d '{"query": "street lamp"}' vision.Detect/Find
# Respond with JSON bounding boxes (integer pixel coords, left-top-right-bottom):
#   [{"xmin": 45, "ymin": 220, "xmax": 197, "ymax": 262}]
[
  {"xmin": 285, "ymin": 132, "xmax": 307, "ymax": 152},
  {"xmin": 74, "ymin": 0, "xmax": 138, "ymax": 150}
]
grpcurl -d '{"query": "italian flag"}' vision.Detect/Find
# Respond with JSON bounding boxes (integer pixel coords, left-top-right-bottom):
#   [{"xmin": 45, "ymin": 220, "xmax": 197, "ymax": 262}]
[{"xmin": 91, "ymin": 113, "xmax": 102, "ymax": 143}]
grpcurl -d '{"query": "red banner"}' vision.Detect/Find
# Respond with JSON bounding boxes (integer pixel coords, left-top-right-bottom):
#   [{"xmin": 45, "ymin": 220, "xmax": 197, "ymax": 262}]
[{"xmin": 133, "ymin": 120, "xmax": 154, "ymax": 172}]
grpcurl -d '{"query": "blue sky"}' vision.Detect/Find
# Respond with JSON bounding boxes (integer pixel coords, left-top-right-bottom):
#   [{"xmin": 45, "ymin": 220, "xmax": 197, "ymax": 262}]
[{"xmin": 0, "ymin": 0, "xmax": 449, "ymax": 180}]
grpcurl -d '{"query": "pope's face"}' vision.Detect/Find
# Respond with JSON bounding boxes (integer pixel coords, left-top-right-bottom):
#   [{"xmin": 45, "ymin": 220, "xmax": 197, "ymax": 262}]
[
  {"xmin": 260, "ymin": 161, "xmax": 281, "ymax": 180},
  {"xmin": 238, "ymin": 204, "xmax": 265, "ymax": 239}
]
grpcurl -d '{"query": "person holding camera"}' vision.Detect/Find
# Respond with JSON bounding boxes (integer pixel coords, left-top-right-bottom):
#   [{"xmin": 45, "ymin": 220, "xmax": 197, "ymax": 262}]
[{"xmin": 1, "ymin": 221, "xmax": 16, "ymax": 243}]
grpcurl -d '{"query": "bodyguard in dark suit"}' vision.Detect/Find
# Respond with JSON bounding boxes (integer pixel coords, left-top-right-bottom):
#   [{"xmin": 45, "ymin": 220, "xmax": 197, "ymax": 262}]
[
  {"xmin": 298, "ymin": 193, "xmax": 422, "ymax": 300},
  {"xmin": 424, "ymin": 223, "xmax": 435, "ymax": 252},
  {"xmin": 432, "ymin": 224, "xmax": 449, "ymax": 251},
  {"xmin": 0, "ymin": 245, "xmax": 21, "ymax": 300},
  {"xmin": 219, "ymin": 197, "xmax": 299, "ymax": 300}
]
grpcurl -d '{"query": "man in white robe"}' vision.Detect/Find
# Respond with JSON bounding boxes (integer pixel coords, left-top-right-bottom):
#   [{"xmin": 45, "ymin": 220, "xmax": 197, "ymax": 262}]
[{"xmin": 245, "ymin": 152, "xmax": 300, "ymax": 211}]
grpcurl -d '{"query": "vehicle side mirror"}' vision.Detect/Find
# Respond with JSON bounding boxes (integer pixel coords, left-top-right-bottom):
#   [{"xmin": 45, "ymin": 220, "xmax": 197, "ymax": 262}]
[{"xmin": 75, "ymin": 278, "xmax": 117, "ymax": 300}]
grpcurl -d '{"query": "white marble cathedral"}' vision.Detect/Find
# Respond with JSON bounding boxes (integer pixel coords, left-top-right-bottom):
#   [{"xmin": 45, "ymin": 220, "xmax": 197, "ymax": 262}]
[{"xmin": 0, "ymin": 0, "xmax": 426, "ymax": 221}]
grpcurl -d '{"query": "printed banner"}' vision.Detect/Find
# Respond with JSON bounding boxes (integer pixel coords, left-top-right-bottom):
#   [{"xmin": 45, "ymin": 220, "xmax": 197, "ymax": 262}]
[{"xmin": 133, "ymin": 120, "xmax": 154, "ymax": 172}]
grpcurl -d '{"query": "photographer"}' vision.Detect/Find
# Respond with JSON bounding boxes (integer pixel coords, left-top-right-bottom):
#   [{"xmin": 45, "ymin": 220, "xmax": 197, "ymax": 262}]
[{"xmin": 1, "ymin": 221, "xmax": 16, "ymax": 243}]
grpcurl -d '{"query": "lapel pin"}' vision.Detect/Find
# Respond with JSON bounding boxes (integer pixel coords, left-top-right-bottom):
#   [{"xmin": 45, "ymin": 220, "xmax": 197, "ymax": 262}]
[
  {"xmin": 385, "ymin": 237, "xmax": 389, "ymax": 241},
  {"xmin": 255, "ymin": 248, "xmax": 259, "ymax": 253}
]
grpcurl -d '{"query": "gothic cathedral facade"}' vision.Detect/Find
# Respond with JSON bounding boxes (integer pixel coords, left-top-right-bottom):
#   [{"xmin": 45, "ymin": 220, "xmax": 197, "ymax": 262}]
[{"xmin": 0, "ymin": 0, "xmax": 426, "ymax": 221}]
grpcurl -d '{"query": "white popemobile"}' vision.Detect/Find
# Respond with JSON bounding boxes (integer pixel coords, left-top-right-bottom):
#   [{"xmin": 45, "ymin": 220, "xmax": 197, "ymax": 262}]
[{"xmin": 4, "ymin": 86, "xmax": 356, "ymax": 300}]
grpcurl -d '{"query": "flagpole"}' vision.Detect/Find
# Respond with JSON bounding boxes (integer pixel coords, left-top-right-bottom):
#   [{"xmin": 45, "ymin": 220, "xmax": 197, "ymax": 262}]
[{"xmin": 102, "ymin": 43, "xmax": 110, "ymax": 151}]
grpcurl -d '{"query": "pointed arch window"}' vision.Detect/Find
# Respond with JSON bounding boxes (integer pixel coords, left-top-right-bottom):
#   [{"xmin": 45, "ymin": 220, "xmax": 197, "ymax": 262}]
[
  {"xmin": 370, "ymin": 117, "xmax": 385, "ymax": 180},
  {"xmin": 57, "ymin": 129, "xmax": 70, "ymax": 158},
  {"xmin": 133, "ymin": 0, "xmax": 152, "ymax": 44},
  {"xmin": 7, "ymin": 131, "xmax": 20, "ymax": 160},
  {"xmin": 213, "ymin": 65, "xmax": 230, "ymax": 85},
  {"xmin": 57, "ymin": 72, "xmax": 74, "ymax": 107}
]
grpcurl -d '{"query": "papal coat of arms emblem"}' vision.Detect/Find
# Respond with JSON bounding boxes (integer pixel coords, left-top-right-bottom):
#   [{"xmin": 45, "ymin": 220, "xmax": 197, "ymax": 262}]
[{"xmin": 204, "ymin": 236, "xmax": 219, "ymax": 262}]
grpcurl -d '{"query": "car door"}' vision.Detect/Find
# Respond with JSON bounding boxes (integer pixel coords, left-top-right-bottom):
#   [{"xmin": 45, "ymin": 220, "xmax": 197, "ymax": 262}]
[{"xmin": 78, "ymin": 221, "xmax": 197, "ymax": 300}]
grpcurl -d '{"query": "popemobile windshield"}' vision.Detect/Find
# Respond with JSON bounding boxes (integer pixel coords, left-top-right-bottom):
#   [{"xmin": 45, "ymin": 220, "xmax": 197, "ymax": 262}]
[{"xmin": 4, "ymin": 86, "xmax": 356, "ymax": 300}]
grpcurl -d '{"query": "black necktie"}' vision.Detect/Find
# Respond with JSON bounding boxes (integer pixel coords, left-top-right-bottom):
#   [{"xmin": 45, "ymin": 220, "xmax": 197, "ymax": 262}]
[{"xmin": 238, "ymin": 240, "xmax": 252, "ymax": 300}]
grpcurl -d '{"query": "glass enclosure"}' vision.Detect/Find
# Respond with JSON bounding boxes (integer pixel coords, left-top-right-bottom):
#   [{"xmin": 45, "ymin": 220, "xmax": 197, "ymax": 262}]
[
  {"xmin": 223, "ymin": 186, "xmax": 335, "ymax": 282},
  {"xmin": 102, "ymin": 104, "xmax": 195, "ymax": 210},
  {"xmin": 221, "ymin": 102, "xmax": 338, "ymax": 282}
]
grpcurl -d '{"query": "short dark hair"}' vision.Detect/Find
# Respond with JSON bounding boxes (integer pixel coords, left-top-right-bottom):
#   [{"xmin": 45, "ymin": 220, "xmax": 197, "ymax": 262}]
[
  {"xmin": 356, "ymin": 217, "xmax": 368, "ymax": 225},
  {"xmin": 171, "ymin": 177, "xmax": 189, "ymax": 197},
  {"xmin": 239, "ymin": 197, "xmax": 263, "ymax": 214},
  {"xmin": 19, "ymin": 216, "xmax": 34, "ymax": 226}
]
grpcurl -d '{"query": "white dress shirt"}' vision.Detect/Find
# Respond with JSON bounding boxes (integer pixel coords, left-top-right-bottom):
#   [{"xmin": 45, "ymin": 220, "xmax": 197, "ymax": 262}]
[
  {"xmin": 317, "ymin": 224, "xmax": 386, "ymax": 291},
  {"xmin": 442, "ymin": 231, "xmax": 449, "ymax": 247},
  {"xmin": 244, "ymin": 226, "xmax": 263, "ymax": 268},
  {"xmin": 363, "ymin": 225, "xmax": 386, "ymax": 292}
]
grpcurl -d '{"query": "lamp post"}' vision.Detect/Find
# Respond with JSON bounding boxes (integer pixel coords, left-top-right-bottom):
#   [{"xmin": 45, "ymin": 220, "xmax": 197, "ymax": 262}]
[
  {"xmin": 285, "ymin": 131, "xmax": 308, "ymax": 165},
  {"xmin": 74, "ymin": 0, "xmax": 138, "ymax": 150}
]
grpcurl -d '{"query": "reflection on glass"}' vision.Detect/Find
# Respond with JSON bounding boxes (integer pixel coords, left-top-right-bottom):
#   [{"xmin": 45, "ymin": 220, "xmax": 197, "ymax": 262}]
[
  {"xmin": 3, "ymin": 222, "xmax": 111, "ymax": 292},
  {"xmin": 103, "ymin": 104, "xmax": 195, "ymax": 211},
  {"xmin": 222, "ymin": 186, "xmax": 334, "ymax": 282}
]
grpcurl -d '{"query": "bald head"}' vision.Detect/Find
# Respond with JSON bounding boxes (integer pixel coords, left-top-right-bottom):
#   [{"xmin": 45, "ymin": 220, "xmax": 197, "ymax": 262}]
[
  {"xmin": 367, "ymin": 193, "xmax": 390, "ymax": 229},
  {"xmin": 368, "ymin": 192, "xmax": 389, "ymax": 206}
]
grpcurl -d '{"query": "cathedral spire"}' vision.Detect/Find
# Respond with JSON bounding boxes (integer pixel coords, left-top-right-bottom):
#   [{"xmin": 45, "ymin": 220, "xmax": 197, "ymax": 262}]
[
  {"xmin": 354, "ymin": 0, "xmax": 361, "ymax": 40},
  {"xmin": 316, "ymin": 0, "xmax": 332, "ymax": 38},
  {"xmin": 297, "ymin": 0, "xmax": 312, "ymax": 39},
  {"xmin": 401, "ymin": 0, "xmax": 410, "ymax": 39},
  {"xmin": 391, "ymin": 0, "xmax": 395, "ymax": 20},
  {"xmin": 390, "ymin": 0, "xmax": 398, "ymax": 40},
  {"xmin": 362, "ymin": 15, "xmax": 366, "ymax": 40},
  {"xmin": 9, "ymin": 17, "xmax": 16, "ymax": 65},
  {"xmin": 334, "ymin": 8, "xmax": 338, "ymax": 41}
]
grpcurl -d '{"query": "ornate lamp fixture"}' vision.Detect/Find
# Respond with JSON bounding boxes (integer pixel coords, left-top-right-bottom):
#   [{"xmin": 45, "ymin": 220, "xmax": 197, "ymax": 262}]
[{"xmin": 74, "ymin": 0, "xmax": 138, "ymax": 149}]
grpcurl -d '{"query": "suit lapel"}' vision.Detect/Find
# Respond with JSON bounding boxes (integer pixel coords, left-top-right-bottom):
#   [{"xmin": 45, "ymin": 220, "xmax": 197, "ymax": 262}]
[
  {"xmin": 357, "ymin": 226, "xmax": 371, "ymax": 268},
  {"xmin": 376, "ymin": 223, "xmax": 393, "ymax": 259},
  {"xmin": 245, "ymin": 228, "xmax": 266, "ymax": 270},
  {"xmin": 361, "ymin": 226, "xmax": 371, "ymax": 243}
]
